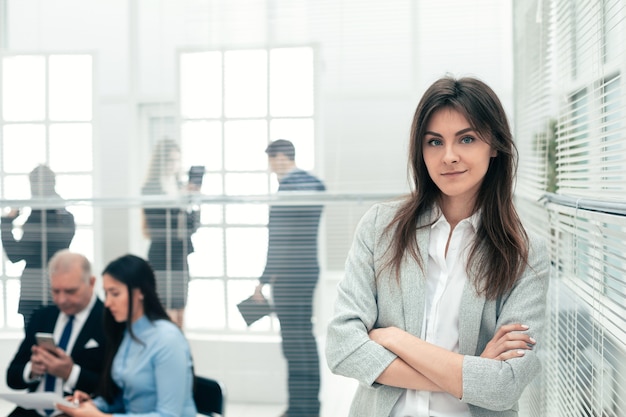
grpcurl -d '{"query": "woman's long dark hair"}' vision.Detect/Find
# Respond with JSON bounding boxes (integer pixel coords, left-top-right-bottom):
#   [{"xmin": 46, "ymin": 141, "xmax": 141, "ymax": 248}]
[
  {"xmin": 383, "ymin": 76, "xmax": 529, "ymax": 300},
  {"xmin": 98, "ymin": 254, "xmax": 171, "ymax": 402}
]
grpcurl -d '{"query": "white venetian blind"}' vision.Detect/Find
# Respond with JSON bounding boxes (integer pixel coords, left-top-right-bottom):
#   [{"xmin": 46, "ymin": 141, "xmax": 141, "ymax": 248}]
[{"xmin": 513, "ymin": 0, "xmax": 626, "ymax": 416}]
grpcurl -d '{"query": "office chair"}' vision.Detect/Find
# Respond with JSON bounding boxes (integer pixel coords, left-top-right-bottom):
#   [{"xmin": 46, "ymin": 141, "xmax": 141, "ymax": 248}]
[{"xmin": 194, "ymin": 375, "xmax": 225, "ymax": 416}]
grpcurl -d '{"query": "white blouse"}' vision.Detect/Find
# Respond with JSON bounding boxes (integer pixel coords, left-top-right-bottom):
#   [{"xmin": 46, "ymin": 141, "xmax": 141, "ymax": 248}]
[{"xmin": 391, "ymin": 211, "xmax": 479, "ymax": 417}]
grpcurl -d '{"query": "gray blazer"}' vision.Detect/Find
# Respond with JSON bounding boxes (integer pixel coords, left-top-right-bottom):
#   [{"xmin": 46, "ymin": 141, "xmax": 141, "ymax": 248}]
[{"xmin": 325, "ymin": 201, "xmax": 549, "ymax": 417}]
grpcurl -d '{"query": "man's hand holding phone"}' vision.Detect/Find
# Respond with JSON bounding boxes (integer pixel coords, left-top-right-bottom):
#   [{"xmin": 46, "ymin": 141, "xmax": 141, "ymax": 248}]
[
  {"xmin": 31, "ymin": 332, "xmax": 75, "ymax": 380},
  {"xmin": 35, "ymin": 332, "xmax": 57, "ymax": 352}
]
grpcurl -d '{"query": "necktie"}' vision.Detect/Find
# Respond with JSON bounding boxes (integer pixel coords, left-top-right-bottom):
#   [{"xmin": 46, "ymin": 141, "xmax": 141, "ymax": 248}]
[{"xmin": 44, "ymin": 315, "xmax": 74, "ymax": 393}]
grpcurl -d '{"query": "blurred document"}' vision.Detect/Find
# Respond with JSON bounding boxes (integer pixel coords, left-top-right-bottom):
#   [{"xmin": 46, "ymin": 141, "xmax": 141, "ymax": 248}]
[{"xmin": 0, "ymin": 392, "xmax": 77, "ymax": 409}]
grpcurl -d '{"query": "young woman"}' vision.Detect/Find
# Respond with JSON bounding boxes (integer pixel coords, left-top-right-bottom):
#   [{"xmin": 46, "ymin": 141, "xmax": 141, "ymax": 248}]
[
  {"xmin": 325, "ymin": 76, "xmax": 549, "ymax": 417},
  {"xmin": 57, "ymin": 254, "xmax": 197, "ymax": 417},
  {"xmin": 142, "ymin": 138, "xmax": 199, "ymax": 328}
]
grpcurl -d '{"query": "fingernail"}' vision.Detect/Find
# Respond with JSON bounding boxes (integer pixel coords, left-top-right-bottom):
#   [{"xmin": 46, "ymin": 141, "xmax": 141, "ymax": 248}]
[
  {"xmin": 530, "ymin": 337, "xmax": 536, "ymax": 344},
  {"xmin": 521, "ymin": 324, "xmax": 529, "ymax": 329},
  {"xmin": 517, "ymin": 350, "xmax": 526, "ymax": 355}
]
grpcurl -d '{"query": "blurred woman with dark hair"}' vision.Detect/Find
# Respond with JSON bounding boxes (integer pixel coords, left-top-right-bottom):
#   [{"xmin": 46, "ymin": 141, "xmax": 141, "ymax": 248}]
[{"xmin": 57, "ymin": 254, "xmax": 196, "ymax": 417}]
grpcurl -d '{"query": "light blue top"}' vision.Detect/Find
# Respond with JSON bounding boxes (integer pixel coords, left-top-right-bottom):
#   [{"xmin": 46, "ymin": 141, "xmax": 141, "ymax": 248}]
[{"xmin": 93, "ymin": 316, "xmax": 197, "ymax": 417}]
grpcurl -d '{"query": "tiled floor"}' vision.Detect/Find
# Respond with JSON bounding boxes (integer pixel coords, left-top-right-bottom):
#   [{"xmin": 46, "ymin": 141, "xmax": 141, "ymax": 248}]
[
  {"xmin": 0, "ymin": 371, "xmax": 357, "ymax": 417},
  {"xmin": 218, "ymin": 369, "xmax": 356, "ymax": 416}
]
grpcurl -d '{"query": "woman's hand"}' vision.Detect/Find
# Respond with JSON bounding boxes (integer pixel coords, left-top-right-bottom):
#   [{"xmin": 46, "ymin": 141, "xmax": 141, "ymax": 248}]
[
  {"xmin": 369, "ymin": 326, "xmax": 401, "ymax": 349},
  {"xmin": 56, "ymin": 391, "xmax": 106, "ymax": 417},
  {"xmin": 186, "ymin": 182, "xmax": 201, "ymax": 193},
  {"xmin": 481, "ymin": 323, "xmax": 536, "ymax": 360},
  {"xmin": 69, "ymin": 390, "xmax": 91, "ymax": 404}
]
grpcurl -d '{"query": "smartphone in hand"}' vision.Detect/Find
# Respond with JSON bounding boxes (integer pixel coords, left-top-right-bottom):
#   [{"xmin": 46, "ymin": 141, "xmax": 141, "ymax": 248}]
[
  {"xmin": 35, "ymin": 332, "xmax": 56, "ymax": 352},
  {"xmin": 188, "ymin": 165, "xmax": 205, "ymax": 187}
]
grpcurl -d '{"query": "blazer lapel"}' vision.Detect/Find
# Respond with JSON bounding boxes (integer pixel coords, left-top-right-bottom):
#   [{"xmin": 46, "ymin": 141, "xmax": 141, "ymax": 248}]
[
  {"xmin": 458, "ymin": 277, "xmax": 486, "ymax": 355},
  {"xmin": 71, "ymin": 299, "xmax": 103, "ymax": 354},
  {"xmin": 399, "ymin": 226, "xmax": 430, "ymax": 336},
  {"xmin": 395, "ymin": 205, "xmax": 487, "ymax": 354},
  {"xmin": 42, "ymin": 308, "xmax": 61, "ymax": 333}
]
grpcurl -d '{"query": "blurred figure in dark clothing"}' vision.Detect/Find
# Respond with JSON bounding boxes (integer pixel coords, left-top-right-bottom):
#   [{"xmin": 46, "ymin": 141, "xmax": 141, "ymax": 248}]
[
  {"xmin": 141, "ymin": 138, "xmax": 199, "ymax": 329},
  {"xmin": 1, "ymin": 165, "xmax": 75, "ymax": 328},
  {"xmin": 254, "ymin": 139, "xmax": 326, "ymax": 417}
]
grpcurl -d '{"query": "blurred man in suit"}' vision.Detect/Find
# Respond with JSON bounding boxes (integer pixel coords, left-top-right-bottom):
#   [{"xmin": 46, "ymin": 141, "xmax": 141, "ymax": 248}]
[
  {"xmin": 254, "ymin": 139, "xmax": 326, "ymax": 417},
  {"xmin": 1, "ymin": 164, "xmax": 75, "ymax": 328},
  {"xmin": 6, "ymin": 250, "xmax": 106, "ymax": 417}
]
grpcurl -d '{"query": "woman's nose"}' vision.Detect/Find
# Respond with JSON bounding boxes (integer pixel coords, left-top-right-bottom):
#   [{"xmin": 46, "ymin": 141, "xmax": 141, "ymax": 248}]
[{"xmin": 443, "ymin": 145, "xmax": 459, "ymax": 164}]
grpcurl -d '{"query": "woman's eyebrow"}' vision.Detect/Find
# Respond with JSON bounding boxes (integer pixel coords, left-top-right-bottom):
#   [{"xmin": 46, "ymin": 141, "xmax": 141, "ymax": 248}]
[
  {"xmin": 424, "ymin": 127, "xmax": 474, "ymax": 137},
  {"xmin": 455, "ymin": 127, "xmax": 474, "ymax": 136}
]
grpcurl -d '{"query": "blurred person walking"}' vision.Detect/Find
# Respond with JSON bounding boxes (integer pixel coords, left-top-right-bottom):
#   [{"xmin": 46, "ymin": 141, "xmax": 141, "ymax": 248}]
[{"xmin": 254, "ymin": 139, "xmax": 326, "ymax": 417}]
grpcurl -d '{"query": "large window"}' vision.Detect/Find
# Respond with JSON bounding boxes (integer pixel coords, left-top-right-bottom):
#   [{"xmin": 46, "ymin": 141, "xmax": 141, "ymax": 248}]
[
  {"xmin": 0, "ymin": 54, "xmax": 94, "ymax": 328},
  {"xmin": 178, "ymin": 47, "xmax": 316, "ymax": 332}
]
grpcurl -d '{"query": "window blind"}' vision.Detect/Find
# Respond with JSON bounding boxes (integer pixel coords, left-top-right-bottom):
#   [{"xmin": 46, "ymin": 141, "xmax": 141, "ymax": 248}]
[{"xmin": 513, "ymin": 0, "xmax": 626, "ymax": 416}]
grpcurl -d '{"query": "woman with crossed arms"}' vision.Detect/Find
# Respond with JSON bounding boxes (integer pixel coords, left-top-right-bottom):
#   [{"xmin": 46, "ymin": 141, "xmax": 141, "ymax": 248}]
[{"xmin": 325, "ymin": 76, "xmax": 549, "ymax": 417}]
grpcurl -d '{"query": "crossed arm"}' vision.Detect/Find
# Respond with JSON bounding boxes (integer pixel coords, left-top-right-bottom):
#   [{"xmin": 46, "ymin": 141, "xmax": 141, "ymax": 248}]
[{"xmin": 369, "ymin": 323, "xmax": 535, "ymax": 398}]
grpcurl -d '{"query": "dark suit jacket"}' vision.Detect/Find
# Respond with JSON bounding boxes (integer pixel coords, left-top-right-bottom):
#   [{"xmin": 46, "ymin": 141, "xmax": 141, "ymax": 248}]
[
  {"xmin": 260, "ymin": 169, "xmax": 325, "ymax": 290},
  {"xmin": 6, "ymin": 299, "xmax": 106, "ymax": 395},
  {"xmin": 1, "ymin": 207, "xmax": 75, "ymax": 325}
]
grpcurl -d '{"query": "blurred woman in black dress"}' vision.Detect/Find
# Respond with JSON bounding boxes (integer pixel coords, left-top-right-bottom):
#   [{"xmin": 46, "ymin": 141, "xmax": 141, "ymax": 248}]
[{"xmin": 141, "ymin": 139, "xmax": 199, "ymax": 328}]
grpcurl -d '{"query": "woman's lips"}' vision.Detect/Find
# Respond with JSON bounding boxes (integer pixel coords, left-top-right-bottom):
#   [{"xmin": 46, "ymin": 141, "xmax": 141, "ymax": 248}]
[{"xmin": 441, "ymin": 170, "xmax": 467, "ymax": 176}]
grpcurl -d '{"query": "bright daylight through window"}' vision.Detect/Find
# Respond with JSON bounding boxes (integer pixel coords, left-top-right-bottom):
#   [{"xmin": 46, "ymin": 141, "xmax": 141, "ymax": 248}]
[{"xmin": 179, "ymin": 46, "xmax": 316, "ymax": 332}]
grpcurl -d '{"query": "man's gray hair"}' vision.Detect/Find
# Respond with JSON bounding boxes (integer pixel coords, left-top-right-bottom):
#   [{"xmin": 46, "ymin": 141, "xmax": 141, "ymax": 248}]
[{"xmin": 48, "ymin": 250, "xmax": 92, "ymax": 283}]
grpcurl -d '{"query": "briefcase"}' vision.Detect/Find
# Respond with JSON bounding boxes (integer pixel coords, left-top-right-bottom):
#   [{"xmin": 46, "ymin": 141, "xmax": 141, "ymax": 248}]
[{"xmin": 237, "ymin": 294, "xmax": 272, "ymax": 326}]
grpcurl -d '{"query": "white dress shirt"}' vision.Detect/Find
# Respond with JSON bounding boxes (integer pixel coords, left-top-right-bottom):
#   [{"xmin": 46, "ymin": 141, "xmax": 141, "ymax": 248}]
[{"xmin": 391, "ymin": 210, "xmax": 479, "ymax": 417}]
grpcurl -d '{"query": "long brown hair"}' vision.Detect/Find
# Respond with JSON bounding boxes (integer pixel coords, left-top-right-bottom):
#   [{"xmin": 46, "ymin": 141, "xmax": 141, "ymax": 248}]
[{"xmin": 384, "ymin": 76, "xmax": 528, "ymax": 300}]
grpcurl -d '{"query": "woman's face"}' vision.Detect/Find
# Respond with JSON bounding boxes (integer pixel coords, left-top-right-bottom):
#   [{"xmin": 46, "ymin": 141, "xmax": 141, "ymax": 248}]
[
  {"xmin": 103, "ymin": 273, "xmax": 145, "ymax": 323},
  {"xmin": 422, "ymin": 107, "xmax": 496, "ymax": 211}
]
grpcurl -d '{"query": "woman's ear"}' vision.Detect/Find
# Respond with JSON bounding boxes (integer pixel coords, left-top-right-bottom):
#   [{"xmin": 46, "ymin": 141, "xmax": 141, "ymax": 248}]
[{"xmin": 132, "ymin": 288, "xmax": 144, "ymax": 303}]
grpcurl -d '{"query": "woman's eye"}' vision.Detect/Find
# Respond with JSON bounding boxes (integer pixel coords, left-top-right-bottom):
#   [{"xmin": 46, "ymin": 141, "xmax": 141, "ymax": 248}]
[
  {"xmin": 460, "ymin": 136, "xmax": 474, "ymax": 144},
  {"xmin": 427, "ymin": 138, "xmax": 443, "ymax": 146}
]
